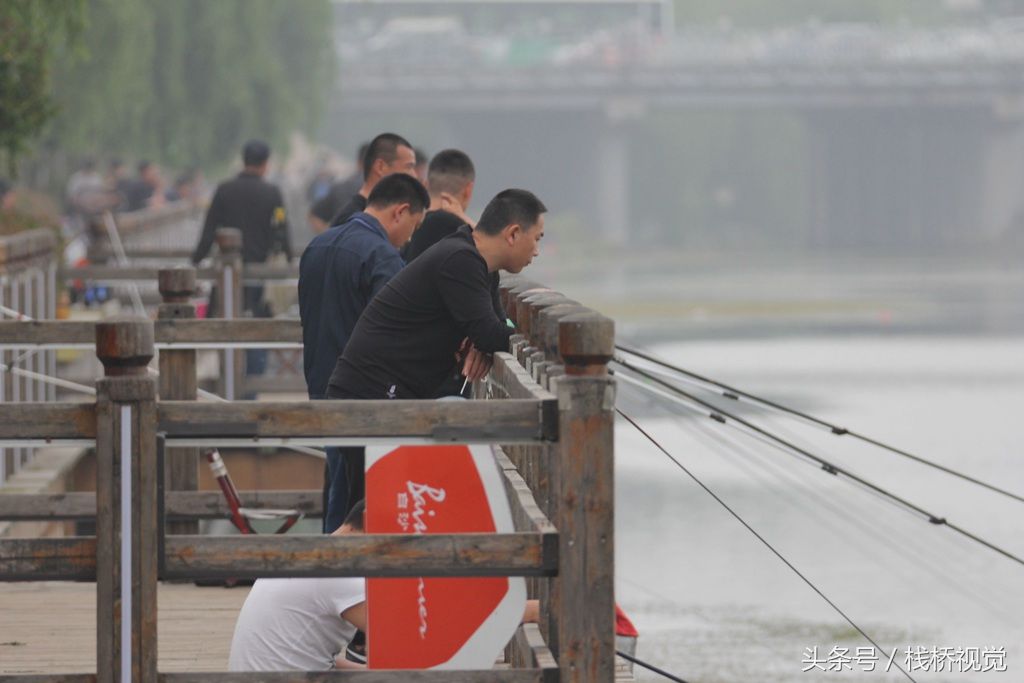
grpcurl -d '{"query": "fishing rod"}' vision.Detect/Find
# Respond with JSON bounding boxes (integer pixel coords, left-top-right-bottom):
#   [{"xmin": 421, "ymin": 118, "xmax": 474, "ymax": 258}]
[
  {"xmin": 614, "ymin": 359, "xmax": 1024, "ymax": 569},
  {"xmin": 617, "ymin": 408, "xmax": 917, "ymax": 683},
  {"xmin": 615, "ymin": 343, "xmax": 1024, "ymax": 505}
]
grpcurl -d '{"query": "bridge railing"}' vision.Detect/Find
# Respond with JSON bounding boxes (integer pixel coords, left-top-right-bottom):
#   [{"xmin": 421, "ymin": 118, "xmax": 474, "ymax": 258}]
[
  {"xmin": 104, "ymin": 200, "xmax": 205, "ymax": 262},
  {"xmin": 62, "ymin": 227, "xmax": 303, "ymax": 398},
  {"xmin": 0, "ymin": 275, "xmax": 617, "ymax": 682},
  {"xmin": 0, "ymin": 228, "xmax": 59, "ymax": 489}
]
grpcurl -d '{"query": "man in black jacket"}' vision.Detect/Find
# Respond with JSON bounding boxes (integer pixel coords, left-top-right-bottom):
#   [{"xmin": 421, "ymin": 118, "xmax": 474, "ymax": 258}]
[
  {"xmin": 325, "ymin": 189, "xmax": 546, "ymax": 516},
  {"xmin": 192, "ymin": 140, "xmax": 292, "ymax": 375},
  {"xmin": 192, "ymin": 140, "xmax": 292, "ymax": 269}
]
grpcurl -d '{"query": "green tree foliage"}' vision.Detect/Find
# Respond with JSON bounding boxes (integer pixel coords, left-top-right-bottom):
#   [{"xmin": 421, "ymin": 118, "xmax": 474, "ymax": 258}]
[
  {"xmin": 0, "ymin": 0, "xmax": 85, "ymax": 171},
  {"xmin": 26, "ymin": 0, "xmax": 334, "ymax": 177}
]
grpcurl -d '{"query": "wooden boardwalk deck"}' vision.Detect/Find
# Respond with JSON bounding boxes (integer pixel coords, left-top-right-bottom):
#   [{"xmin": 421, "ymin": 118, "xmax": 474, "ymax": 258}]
[
  {"xmin": 0, "ymin": 582, "xmax": 247, "ymax": 674},
  {"xmin": 1, "ymin": 582, "xmax": 635, "ymax": 678}
]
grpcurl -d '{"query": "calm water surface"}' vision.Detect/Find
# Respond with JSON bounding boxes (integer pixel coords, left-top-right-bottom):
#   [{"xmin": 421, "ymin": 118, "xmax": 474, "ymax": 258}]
[{"xmin": 532, "ymin": 254, "xmax": 1024, "ymax": 683}]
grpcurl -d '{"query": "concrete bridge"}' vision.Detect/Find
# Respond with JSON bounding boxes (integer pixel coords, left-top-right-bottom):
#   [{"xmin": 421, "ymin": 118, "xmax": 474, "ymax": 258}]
[{"xmin": 333, "ymin": 20, "xmax": 1024, "ymax": 249}]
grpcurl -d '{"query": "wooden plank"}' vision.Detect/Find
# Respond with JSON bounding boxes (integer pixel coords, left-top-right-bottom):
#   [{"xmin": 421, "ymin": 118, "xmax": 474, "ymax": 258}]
[
  {"xmin": 161, "ymin": 532, "xmax": 556, "ymax": 580},
  {"xmin": 242, "ymin": 263, "xmax": 299, "ymax": 280},
  {"xmin": 0, "ymin": 490, "xmax": 322, "ymax": 521},
  {"xmin": 0, "ymin": 319, "xmax": 303, "ymax": 347},
  {"xmin": 0, "ymin": 538, "xmax": 96, "ymax": 580},
  {"xmin": 123, "ymin": 247, "xmax": 194, "ymax": 259},
  {"xmin": 157, "ymin": 400, "xmax": 554, "ymax": 442},
  {"xmin": 159, "ymin": 278, "xmax": 200, "ymax": 536},
  {"xmin": 166, "ymin": 490, "xmax": 322, "ymax": 519},
  {"xmin": 0, "ymin": 676, "xmax": 96, "ymax": 682},
  {"xmin": 492, "ymin": 354, "xmax": 556, "ymax": 402},
  {"xmin": 0, "ymin": 321, "xmax": 96, "ymax": 345},
  {"xmin": 243, "ymin": 374, "xmax": 308, "ymax": 395},
  {"xmin": 60, "ymin": 266, "xmax": 219, "ymax": 281},
  {"xmin": 154, "ymin": 318, "xmax": 302, "ymax": 344},
  {"xmin": 494, "ymin": 448, "xmax": 556, "ymax": 535},
  {"xmin": 161, "ymin": 672, "xmax": 546, "ymax": 682},
  {"xmin": 0, "ymin": 403, "xmax": 96, "ymax": 439},
  {"xmin": 515, "ymin": 624, "xmax": 560, "ymax": 680}
]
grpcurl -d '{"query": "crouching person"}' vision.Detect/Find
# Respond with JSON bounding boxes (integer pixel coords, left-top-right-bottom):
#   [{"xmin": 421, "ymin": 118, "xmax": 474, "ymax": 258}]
[
  {"xmin": 227, "ymin": 501, "xmax": 368, "ymax": 671},
  {"xmin": 227, "ymin": 498, "xmax": 540, "ymax": 671}
]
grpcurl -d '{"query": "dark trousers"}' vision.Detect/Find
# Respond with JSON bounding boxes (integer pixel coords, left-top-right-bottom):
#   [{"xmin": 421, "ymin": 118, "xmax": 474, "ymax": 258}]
[
  {"xmin": 323, "ymin": 445, "xmax": 365, "ymax": 533},
  {"xmin": 244, "ymin": 285, "xmax": 269, "ymax": 376}
]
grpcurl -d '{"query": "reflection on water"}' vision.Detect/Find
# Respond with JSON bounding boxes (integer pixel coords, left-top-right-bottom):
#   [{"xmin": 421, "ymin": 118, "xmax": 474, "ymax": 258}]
[{"xmin": 615, "ymin": 336, "xmax": 1024, "ymax": 682}]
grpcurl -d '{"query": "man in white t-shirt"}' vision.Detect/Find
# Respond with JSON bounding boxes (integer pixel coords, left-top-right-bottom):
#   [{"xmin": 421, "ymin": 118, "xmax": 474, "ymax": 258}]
[{"xmin": 228, "ymin": 501, "xmax": 368, "ymax": 671}]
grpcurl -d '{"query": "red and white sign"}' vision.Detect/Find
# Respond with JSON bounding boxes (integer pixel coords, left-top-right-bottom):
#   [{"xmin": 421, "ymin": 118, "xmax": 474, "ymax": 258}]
[{"xmin": 365, "ymin": 443, "xmax": 526, "ymax": 669}]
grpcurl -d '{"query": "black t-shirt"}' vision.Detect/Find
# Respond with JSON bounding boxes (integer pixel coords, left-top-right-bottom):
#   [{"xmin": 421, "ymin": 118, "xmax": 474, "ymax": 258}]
[
  {"xmin": 329, "ymin": 193, "xmax": 368, "ymax": 229},
  {"xmin": 327, "ymin": 226, "xmax": 512, "ymax": 400},
  {"xmin": 401, "ymin": 209, "xmax": 466, "ymax": 262}
]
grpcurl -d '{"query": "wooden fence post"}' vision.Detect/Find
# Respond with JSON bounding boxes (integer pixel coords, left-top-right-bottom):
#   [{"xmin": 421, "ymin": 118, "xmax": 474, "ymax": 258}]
[
  {"xmin": 95, "ymin": 317, "xmax": 158, "ymax": 683},
  {"xmin": 214, "ymin": 228, "xmax": 244, "ymax": 400},
  {"xmin": 157, "ymin": 267, "xmax": 199, "ymax": 535},
  {"xmin": 553, "ymin": 311, "xmax": 616, "ymax": 682}
]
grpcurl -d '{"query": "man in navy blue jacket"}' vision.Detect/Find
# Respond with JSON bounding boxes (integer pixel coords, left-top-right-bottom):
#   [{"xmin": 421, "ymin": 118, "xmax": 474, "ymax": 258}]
[{"xmin": 299, "ymin": 173, "xmax": 429, "ymax": 532}]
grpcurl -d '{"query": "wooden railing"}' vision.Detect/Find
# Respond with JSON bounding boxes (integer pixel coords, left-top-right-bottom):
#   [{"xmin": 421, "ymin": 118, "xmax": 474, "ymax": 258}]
[
  {"xmin": 0, "ymin": 271, "xmax": 617, "ymax": 682},
  {"xmin": 62, "ymin": 227, "xmax": 304, "ymax": 398},
  {"xmin": 0, "ymin": 228, "xmax": 59, "ymax": 488}
]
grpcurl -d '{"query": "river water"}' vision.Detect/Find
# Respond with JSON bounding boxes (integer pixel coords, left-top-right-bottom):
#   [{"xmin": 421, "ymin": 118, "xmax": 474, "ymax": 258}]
[{"xmin": 531, "ymin": 252, "xmax": 1024, "ymax": 682}]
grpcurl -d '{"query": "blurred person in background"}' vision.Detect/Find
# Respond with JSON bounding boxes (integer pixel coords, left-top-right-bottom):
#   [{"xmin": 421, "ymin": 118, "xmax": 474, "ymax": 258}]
[
  {"xmin": 0, "ymin": 178, "xmax": 15, "ymax": 214},
  {"xmin": 192, "ymin": 139, "xmax": 292, "ymax": 377},
  {"xmin": 327, "ymin": 133, "xmax": 418, "ymax": 228},
  {"xmin": 106, "ymin": 158, "xmax": 133, "ymax": 210},
  {"xmin": 122, "ymin": 160, "xmax": 165, "ymax": 211},
  {"xmin": 307, "ymin": 142, "xmax": 369, "ymax": 233},
  {"xmin": 414, "ymin": 146, "xmax": 429, "ymax": 183},
  {"xmin": 165, "ymin": 168, "xmax": 202, "ymax": 203}
]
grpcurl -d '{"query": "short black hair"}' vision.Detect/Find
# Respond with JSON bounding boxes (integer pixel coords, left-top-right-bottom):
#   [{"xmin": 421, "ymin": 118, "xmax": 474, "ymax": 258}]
[
  {"xmin": 366, "ymin": 173, "xmax": 430, "ymax": 214},
  {"xmin": 363, "ymin": 133, "xmax": 412, "ymax": 180},
  {"xmin": 342, "ymin": 499, "xmax": 365, "ymax": 531},
  {"xmin": 476, "ymin": 189, "xmax": 547, "ymax": 236},
  {"xmin": 427, "ymin": 149, "xmax": 475, "ymax": 196},
  {"xmin": 242, "ymin": 140, "xmax": 271, "ymax": 167}
]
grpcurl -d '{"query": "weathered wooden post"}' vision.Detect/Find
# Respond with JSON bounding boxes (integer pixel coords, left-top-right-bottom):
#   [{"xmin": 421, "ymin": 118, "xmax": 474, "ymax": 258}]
[
  {"xmin": 95, "ymin": 317, "xmax": 158, "ymax": 683},
  {"xmin": 537, "ymin": 303, "xmax": 587, "ymax": 391},
  {"xmin": 552, "ymin": 310, "xmax": 616, "ymax": 682},
  {"xmin": 157, "ymin": 267, "xmax": 198, "ymax": 535},
  {"xmin": 214, "ymin": 228, "xmax": 244, "ymax": 400}
]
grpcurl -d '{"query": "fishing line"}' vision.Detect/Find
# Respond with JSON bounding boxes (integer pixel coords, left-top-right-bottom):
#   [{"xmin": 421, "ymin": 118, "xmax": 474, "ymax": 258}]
[
  {"xmin": 682, "ymin": 405, "xmax": 1017, "ymax": 621},
  {"xmin": 616, "ymin": 649, "xmax": 689, "ymax": 683},
  {"xmin": 615, "ymin": 343, "xmax": 1024, "ymax": 504},
  {"xmin": 614, "ymin": 360, "xmax": 1024, "ymax": 569},
  {"xmin": 617, "ymin": 408, "xmax": 917, "ymax": 683}
]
